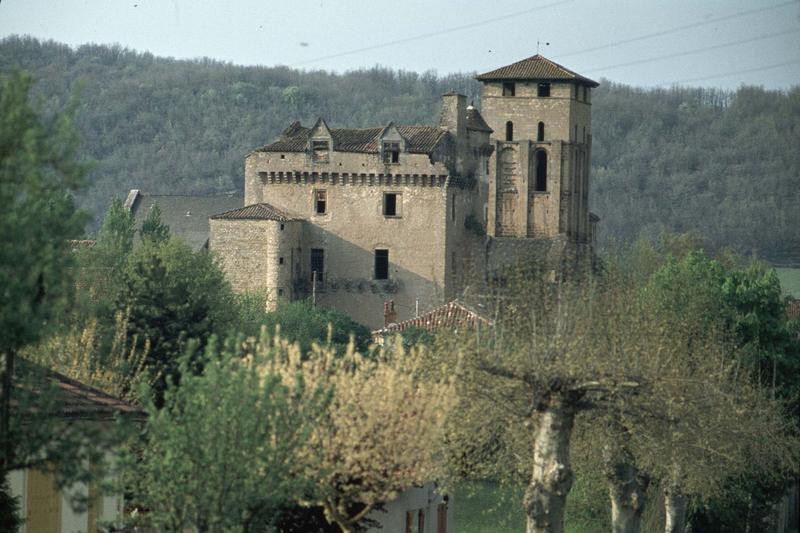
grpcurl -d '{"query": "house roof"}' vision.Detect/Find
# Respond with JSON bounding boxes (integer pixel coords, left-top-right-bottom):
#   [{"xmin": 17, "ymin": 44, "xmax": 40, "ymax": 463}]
[
  {"xmin": 476, "ymin": 54, "xmax": 599, "ymax": 87},
  {"xmin": 258, "ymin": 122, "xmax": 449, "ymax": 155},
  {"xmin": 211, "ymin": 203, "xmax": 302, "ymax": 222},
  {"xmin": 15, "ymin": 359, "xmax": 143, "ymax": 421},
  {"xmin": 466, "ymin": 106, "xmax": 492, "ymax": 133},
  {"xmin": 125, "ymin": 190, "xmax": 243, "ymax": 250},
  {"xmin": 372, "ymin": 300, "xmax": 493, "ymax": 337}
]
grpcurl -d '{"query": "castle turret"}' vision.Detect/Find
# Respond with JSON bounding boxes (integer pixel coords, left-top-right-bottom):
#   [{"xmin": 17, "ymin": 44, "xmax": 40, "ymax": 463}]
[{"xmin": 476, "ymin": 55, "xmax": 598, "ymax": 242}]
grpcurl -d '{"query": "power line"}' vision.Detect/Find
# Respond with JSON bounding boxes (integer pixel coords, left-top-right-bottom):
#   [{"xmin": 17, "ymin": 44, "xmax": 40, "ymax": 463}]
[
  {"xmin": 291, "ymin": 0, "xmax": 573, "ymax": 67},
  {"xmin": 661, "ymin": 58, "xmax": 800, "ymax": 85},
  {"xmin": 556, "ymin": 0, "xmax": 797, "ymax": 59},
  {"xmin": 585, "ymin": 27, "xmax": 800, "ymax": 73}
]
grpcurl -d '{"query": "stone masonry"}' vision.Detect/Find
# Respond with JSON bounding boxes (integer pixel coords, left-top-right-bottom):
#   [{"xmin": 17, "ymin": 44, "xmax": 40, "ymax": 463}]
[{"xmin": 209, "ymin": 55, "xmax": 599, "ymax": 329}]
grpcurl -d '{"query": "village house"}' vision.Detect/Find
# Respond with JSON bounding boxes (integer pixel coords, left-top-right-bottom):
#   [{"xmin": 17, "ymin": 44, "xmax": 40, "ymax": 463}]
[
  {"xmin": 208, "ymin": 55, "xmax": 600, "ymax": 329},
  {"xmin": 9, "ymin": 362, "xmax": 142, "ymax": 533}
]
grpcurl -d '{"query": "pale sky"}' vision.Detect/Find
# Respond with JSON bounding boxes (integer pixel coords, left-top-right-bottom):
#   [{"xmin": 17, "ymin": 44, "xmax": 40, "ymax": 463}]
[{"xmin": 1, "ymin": 0, "xmax": 799, "ymax": 90}]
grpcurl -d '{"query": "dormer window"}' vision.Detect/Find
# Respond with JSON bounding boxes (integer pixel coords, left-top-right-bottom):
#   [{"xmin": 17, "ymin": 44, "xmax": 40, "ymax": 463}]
[
  {"xmin": 502, "ymin": 82, "xmax": 515, "ymax": 96},
  {"xmin": 312, "ymin": 140, "xmax": 329, "ymax": 163},
  {"xmin": 383, "ymin": 142, "xmax": 400, "ymax": 164},
  {"xmin": 537, "ymin": 82, "xmax": 551, "ymax": 97}
]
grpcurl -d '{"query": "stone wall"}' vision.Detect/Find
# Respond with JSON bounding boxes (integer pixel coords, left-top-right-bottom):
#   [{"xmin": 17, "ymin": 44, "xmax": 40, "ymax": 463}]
[{"xmin": 209, "ymin": 218, "xmax": 301, "ymax": 309}]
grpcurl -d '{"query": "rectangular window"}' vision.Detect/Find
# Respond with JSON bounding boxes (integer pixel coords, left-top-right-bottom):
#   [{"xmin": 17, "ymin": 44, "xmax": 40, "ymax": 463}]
[
  {"xmin": 537, "ymin": 82, "xmax": 551, "ymax": 97},
  {"xmin": 502, "ymin": 82, "xmax": 515, "ymax": 96},
  {"xmin": 383, "ymin": 142, "xmax": 400, "ymax": 164},
  {"xmin": 451, "ymin": 193, "xmax": 456, "ymax": 221},
  {"xmin": 374, "ymin": 249, "xmax": 389, "ymax": 280},
  {"xmin": 314, "ymin": 190, "xmax": 327, "ymax": 215},
  {"xmin": 406, "ymin": 511, "xmax": 414, "ymax": 533},
  {"xmin": 279, "ymin": 256, "xmax": 284, "ymax": 265},
  {"xmin": 312, "ymin": 140, "xmax": 329, "ymax": 163},
  {"xmin": 383, "ymin": 192, "xmax": 401, "ymax": 217},
  {"xmin": 310, "ymin": 248, "xmax": 324, "ymax": 281},
  {"xmin": 418, "ymin": 510, "xmax": 425, "ymax": 533}
]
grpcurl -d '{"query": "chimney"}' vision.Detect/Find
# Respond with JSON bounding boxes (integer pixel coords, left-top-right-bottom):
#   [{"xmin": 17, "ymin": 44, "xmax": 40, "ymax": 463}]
[
  {"xmin": 439, "ymin": 92, "xmax": 466, "ymax": 138},
  {"xmin": 383, "ymin": 300, "xmax": 397, "ymax": 327}
]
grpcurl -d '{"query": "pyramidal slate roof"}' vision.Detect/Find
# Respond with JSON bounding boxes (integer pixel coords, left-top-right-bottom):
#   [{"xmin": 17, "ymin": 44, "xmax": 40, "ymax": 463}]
[
  {"xmin": 258, "ymin": 122, "xmax": 449, "ymax": 154},
  {"xmin": 211, "ymin": 203, "xmax": 302, "ymax": 222},
  {"xmin": 476, "ymin": 54, "xmax": 599, "ymax": 87}
]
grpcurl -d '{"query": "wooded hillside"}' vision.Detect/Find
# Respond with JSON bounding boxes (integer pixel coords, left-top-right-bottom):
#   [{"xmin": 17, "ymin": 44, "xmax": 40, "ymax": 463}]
[{"xmin": 2, "ymin": 36, "xmax": 797, "ymax": 262}]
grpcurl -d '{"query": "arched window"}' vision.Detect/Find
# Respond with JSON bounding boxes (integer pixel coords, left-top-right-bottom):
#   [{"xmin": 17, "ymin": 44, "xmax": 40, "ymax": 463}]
[
  {"xmin": 505, "ymin": 121, "xmax": 514, "ymax": 141},
  {"xmin": 535, "ymin": 150, "xmax": 547, "ymax": 191},
  {"xmin": 537, "ymin": 122, "xmax": 545, "ymax": 142}
]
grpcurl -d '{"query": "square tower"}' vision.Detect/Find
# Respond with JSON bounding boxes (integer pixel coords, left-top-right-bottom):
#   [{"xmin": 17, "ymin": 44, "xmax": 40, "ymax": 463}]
[{"xmin": 476, "ymin": 55, "xmax": 598, "ymax": 242}]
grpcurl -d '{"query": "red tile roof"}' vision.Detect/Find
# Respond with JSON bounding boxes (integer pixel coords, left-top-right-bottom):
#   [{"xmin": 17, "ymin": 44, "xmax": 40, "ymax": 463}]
[
  {"xmin": 476, "ymin": 54, "xmax": 599, "ymax": 87},
  {"xmin": 15, "ymin": 359, "xmax": 143, "ymax": 421},
  {"xmin": 372, "ymin": 300, "xmax": 493, "ymax": 337}
]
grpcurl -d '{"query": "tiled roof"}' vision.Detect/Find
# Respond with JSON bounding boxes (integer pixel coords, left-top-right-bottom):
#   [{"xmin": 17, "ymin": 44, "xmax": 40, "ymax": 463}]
[
  {"xmin": 258, "ymin": 122, "xmax": 449, "ymax": 155},
  {"xmin": 15, "ymin": 359, "xmax": 143, "ymax": 421},
  {"xmin": 211, "ymin": 203, "xmax": 302, "ymax": 222},
  {"xmin": 466, "ymin": 107, "xmax": 492, "ymax": 132},
  {"xmin": 476, "ymin": 54, "xmax": 599, "ymax": 87},
  {"xmin": 126, "ymin": 190, "xmax": 244, "ymax": 250},
  {"xmin": 373, "ymin": 300, "xmax": 493, "ymax": 337}
]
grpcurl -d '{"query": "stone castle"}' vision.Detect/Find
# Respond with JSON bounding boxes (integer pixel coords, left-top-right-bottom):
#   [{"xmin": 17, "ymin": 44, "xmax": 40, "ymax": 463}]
[{"xmin": 209, "ymin": 55, "xmax": 599, "ymax": 329}]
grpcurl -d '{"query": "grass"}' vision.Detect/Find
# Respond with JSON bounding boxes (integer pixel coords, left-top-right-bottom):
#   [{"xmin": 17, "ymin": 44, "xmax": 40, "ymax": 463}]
[
  {"xmin": 776, "ymin": 268, "xmax": 800, "ymax": 298},
  {"xmin": 453, "ymin": 478, "xmax": 608, "ymax": 533}
]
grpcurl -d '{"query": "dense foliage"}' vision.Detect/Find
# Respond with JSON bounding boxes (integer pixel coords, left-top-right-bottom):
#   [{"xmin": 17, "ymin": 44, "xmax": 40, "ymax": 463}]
[{"xmin": 2, "ymin": 36, "xmax": 797, "ymax": 262}]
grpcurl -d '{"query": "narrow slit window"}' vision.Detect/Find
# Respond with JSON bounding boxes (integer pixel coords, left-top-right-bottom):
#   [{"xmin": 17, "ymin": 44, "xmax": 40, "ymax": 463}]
[
  {"xmin": 383, "ymin": 192, "xmax": 401, "ymax": 217},
  {"xmin": 451, "ymin": 193, "xmax": 456, "ymax": 221},
  {"xmin": 535, "ymin": 150, "xmax": 548, "ymax": 191},
  {"xmin": 537, "ymin": 122, "xmax": 545, "ymax": 142},
  {"xmin": 502, "ymin": 82, "xmax": 515, "ymax": 96},
  {"xmin": 314, "ymin": 189, "xmax": 327, "ymax": 215},
  {"xmin": 375, "ymin": 249, "xmax": 389, "ymax": 280},
  {"xmin": 505, "ymin": 121, "xmax": 513, "ymax": 141},
  {"xmin": 537, "ymin": 82, "xmax": 551, "ymax": 97},
  {"xmin": 383, "ymin": 142, "xmax": 400, "ymax": 164}
]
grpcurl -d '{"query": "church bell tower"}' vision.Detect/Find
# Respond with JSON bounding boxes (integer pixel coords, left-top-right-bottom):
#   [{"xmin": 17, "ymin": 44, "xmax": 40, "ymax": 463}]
[{"xmin": 476, "ymin": 55, "xmax": 598, "ymax": 243}]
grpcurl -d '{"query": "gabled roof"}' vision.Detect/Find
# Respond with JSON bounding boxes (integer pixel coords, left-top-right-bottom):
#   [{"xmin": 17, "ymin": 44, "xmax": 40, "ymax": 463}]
[
  {"xmin": 14, "ymin": 359, "xmax": 143, "ymax": 421},
  {"xmin": 211, "ymin": 203, "xmax": 302, "ymax": 222},
  {"xmin": 372, "ymin": 300, "xmax": 493, "ymax": 337},
  {"xmin": 476, "ymin": 54, "xmax": 599, "ymax": 87},
  {"xmin": 465, "ymin": 106, "xmax": 492, "ymax": 133},
  {"xmin": 258, "ymin": 123, "xmax": 449, "ymax": 155},
  {"xmin": 126, "ymin": 190, "xmax": 243, "ymax": 250}
]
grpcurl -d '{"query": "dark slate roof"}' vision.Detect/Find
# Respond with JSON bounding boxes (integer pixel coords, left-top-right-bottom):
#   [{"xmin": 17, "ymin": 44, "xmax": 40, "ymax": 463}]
[
  {"xmin": 466, "ymin": 106, "xmax": 492, "ymax": 133},
  {"xmin": 211, "ymin": 203, "xmax": 302, "ymax": 222},
  {"xmin": 476, "ymin": 54, "xmax": 599, "ymax": 87},
  {"xmin": 125, "ymin": 190, "xmax": 243, "ymax": 250},
  {"xmin": 14, "ymin": 359, "xmax": 143, "ymax": 421},
  {"xmin": 372, "ymin": 300, "xmax": 493, "ymax": 337},
  {"xmin": 258, "ymin": 122, "xmax": 449, "ymax": 154}
]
